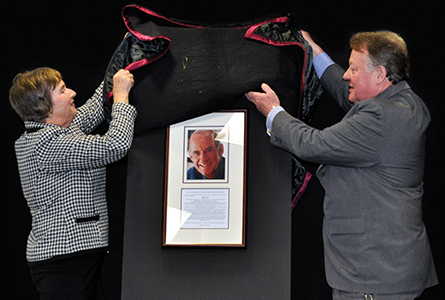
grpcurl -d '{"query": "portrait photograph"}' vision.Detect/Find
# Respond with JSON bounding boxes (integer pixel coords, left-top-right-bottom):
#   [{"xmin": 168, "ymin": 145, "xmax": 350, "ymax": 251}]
[{"xmin": 184, "ymin": 127, "xmax": 228, "ymax": 183}]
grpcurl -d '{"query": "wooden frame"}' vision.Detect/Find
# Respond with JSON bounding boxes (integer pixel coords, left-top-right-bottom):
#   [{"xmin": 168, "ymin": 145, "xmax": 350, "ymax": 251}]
[{"xmin": 163, "ymin": 110, "xmax": 247, "ymax": 247}]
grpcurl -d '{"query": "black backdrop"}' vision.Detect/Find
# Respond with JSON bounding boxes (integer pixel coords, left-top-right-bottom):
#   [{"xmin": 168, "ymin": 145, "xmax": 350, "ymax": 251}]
[{"xmin": 2, "ymin": 1, "xmax": 443, "ymax": 299}]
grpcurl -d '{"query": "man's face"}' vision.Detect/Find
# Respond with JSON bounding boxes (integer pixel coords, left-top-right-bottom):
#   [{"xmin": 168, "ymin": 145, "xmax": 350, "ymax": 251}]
[
  {"xmin": 49, "ymin": 80, "xmax": 77, "ymax": 128},
  {"xmin": 343, "ymin": 49, "xmax": 381, "ymax": 104},
  {"xmin": 188, "ymin": 131, "xmax": 224, "ymax": 179}
]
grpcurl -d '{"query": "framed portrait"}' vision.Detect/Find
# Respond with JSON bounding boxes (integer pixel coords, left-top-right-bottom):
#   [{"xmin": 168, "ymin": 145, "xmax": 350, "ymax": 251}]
[{"xmin": 163, "ymin": 110, "xmax": 247, "ymax": 247}]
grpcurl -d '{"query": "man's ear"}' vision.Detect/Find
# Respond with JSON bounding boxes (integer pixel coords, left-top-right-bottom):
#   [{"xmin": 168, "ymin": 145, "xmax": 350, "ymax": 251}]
[
  {"xmin": 187, "ymin": 150, "xmax": 194, "ymax": 162},
  {"xmin": 219, "ymin": 143, "xmax": 224, "ymax": 156},
  {"xmin": 376, "ymin": 65, "xmax": 388, "ymax": 83}
]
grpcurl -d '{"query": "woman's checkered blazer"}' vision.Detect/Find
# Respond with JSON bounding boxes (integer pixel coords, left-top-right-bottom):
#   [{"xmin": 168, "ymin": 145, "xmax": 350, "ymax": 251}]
[{"xmin": 14, "ymin": 82, "xmax": 137, "ymax": 262}]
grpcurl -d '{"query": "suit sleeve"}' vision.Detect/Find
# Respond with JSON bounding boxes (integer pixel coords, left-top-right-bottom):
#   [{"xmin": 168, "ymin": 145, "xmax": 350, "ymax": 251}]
[
  {"xmin": 320, "ymin": 64, "xmax": 354, "ymax": 112},
  {"xmin": 270, "ymin": 100, "xmax": 384, "ymax": 167},
  {"xmin": 39, "ymin": 102, "xmax": 137, "ymax": 172}
]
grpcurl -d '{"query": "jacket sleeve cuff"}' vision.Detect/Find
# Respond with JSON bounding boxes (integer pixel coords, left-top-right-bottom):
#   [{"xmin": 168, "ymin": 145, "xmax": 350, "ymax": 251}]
[{"xmin": 266, "ymin": 106, "xmax": 285, "ymax": 136}]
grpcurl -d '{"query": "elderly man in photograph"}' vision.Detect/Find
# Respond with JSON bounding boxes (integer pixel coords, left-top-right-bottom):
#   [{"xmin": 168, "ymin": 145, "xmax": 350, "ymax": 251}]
[{"xmin": 187, "ymin": 130, "xmax": 225, "ymax": 180}]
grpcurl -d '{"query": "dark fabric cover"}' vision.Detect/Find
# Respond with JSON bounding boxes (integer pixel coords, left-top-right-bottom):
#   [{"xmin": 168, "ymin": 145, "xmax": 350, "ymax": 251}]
[
  {"xmin": 103, "ymin": 4, "xmax": 322, "ymax": 136},
  {"xmin": 103, "ymin": 4, "xmax": 323, "ymax": 210}
]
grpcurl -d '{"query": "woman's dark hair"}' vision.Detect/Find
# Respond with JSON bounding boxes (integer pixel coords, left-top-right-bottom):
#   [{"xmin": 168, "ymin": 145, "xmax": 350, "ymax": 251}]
[{"xmin": 9, "ymin": 67, "xmax": 62, "ymax": 122}]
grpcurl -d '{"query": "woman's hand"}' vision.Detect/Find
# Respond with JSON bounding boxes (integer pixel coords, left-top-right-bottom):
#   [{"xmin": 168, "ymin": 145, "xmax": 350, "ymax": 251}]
[{"xmin": 112, "ymin": 69, "xmax": 134, "ymax": 104}]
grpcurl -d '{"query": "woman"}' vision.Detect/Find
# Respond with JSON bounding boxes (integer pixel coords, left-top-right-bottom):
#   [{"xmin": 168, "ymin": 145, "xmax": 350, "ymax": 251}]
[{"xmin": 9, "ymin": 67, "xmax": 136, "ymax": 299}]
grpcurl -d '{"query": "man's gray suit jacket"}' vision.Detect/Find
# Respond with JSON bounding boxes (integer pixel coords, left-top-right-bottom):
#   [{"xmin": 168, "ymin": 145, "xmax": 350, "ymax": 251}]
[{"xmin": 270, "ymin": 64, "xmax": 438, "ymax": 293}]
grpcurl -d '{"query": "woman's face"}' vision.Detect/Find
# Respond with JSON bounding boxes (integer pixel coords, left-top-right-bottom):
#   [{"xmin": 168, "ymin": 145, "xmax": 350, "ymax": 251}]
[{"xmin": 48, "ymin": 80, "xmax": 77, "ymax": 128}]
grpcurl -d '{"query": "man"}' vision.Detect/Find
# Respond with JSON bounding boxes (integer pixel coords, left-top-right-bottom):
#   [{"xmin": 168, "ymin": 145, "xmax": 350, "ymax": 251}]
[
  {"xmin": 10, "ymin": 68, "xmax": 136, "ymax": 299},
  {"xmin": 187, "ymin": 130, "xmax": 225, "ymax": 179},
  {"xmin": 245, "ymin": 30, "xmax": 438, "ymax": 299}
]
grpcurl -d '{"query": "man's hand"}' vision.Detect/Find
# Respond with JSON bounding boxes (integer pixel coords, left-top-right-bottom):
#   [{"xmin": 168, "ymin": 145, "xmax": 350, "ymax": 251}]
[
  {"xmin": 112, "ymin": 69, "xmax": 134, "ymax": 104},
  {"xmin": 245, "ymin": 83, "xmax": 280, "ymax": 117},
  {"xmin": 301, "ymin": 30, "xmax": 324, "ymax": 58}
]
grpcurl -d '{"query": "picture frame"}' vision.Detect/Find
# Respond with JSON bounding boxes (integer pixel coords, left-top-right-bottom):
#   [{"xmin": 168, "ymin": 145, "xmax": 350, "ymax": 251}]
[{"xmin": 163, "ymin": 110, "xmax": 247, "ymax": 247}]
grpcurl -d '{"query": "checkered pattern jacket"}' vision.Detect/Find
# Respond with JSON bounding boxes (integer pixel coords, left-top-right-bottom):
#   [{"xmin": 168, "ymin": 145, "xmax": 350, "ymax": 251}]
[{"xmin": 15, "ymin": 82, "xmax": 137, "ymax": 262}]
